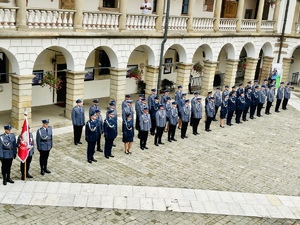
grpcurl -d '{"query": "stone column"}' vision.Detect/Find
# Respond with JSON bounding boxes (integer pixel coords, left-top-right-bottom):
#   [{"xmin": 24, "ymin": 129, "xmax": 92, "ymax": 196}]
[
  {"xmin": 187, "ymin": 0, "xmax": 195, "ymax": 32},
  {"xmin": 282, "ymin": 58, "xmax": 292, "ymax": 83},
  {"xmin": 145, "ymin": 66, "xmax": 159, "ymax": 95},
  {"xmin": 243, "ymin": 57, "xmax": 259, "ymax": 86},
  {"xmin": 273, "ymin": 0, "xmax": 282, "ymax": 33},
  {"xmin": 224, "ymin": 59, "xmax": 239, "ymax": 89},
  {"xmin": 259, "ymin": 56, "xmax": 274, "ymax": 83},
  {"xmin": 213, "ymin": 0, "xmax": 222, "ymax": 32},
  {"xmin": 11, "ymin": 74, "xmax": 35, "ymax": 130},
  {"xmin": 256, "ymin": 0, "xmax": 265, "ymax": 33},
  {"xmin": 155, "ymin": 0, "xmax": 164, "ymax": 32},
  {"xmin": 291, "ymin": 1, "xmax": 300, "ymax": 33},
  {"xmin": 236, "ymin": 0, "xmax": 245, "ymax": 32},
  {"xmin": 176, "ymin": 63, "xmax": 193, "ymax": 93},
  {"xmin": 74, "ymin": 0, "xmax": 83, "ymax": 30},
  {"xmin": 201, "ymin": 61, "xmax": 218, "ymax": 95},
  {"xmin": 16, "ymin": 0, "xmax": 28, "ymax": 30},
  {"xmin": 65, "ymin": 71, "xmax": 85, "ymax": 120},
  {"xmin": 119, "ymin": 0, "xmax": 128, "ymax": 31},
  {"xmin": 110, "ymin": 68, "xmax": 127, "ymax": 115}
]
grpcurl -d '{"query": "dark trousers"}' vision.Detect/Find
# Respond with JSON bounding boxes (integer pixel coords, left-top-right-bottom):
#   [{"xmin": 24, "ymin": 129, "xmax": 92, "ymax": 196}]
[
  {"xmin": 168, "ymin": 124, "xmax": 176, "ymax": 140},
  {"xmin": 242, "ymin": 106, "xmax": 250, "ymax": 120},
  {"xmin": 181, "ymin": 121, "xmax": 188, "ymax": 137},
  {"xmin": 275, "ymin": 99, "xmax": 282, "ymax": 112},
  {"xmin": 73, "ymin": 125, "xmax": 83, "ymax": 144},
  {"xmin": 205, "ymin": 117, "xmax": 213, "ymax": 130},
  {"xmin": 190, "ymin": 112, "xmax": 194, "ymax": 126},
  {"xmin": 140, "ymin": 130, "xmax": 148, "ymax": 148},
  {"xmin": 155, "ymin": 127, "xmax": 164, "ymax": 144},
  {"xmin": 265, "ymin": 101, "xmax": 272, "ymax": 114},
  {"xmin": 250, "ymin": 104, "xmax": 257, "ymax": 118},
  {"xmin": 1, "ymin": 158, "xmax": 13, "ymax": 179},
  {"xmin": 235, "ymin": 109, "xmax": 243, "ymax": 123},
  {"xmin": 20, "ymin": 155, "xmax": 32, "ymax": 176},
  {"xmin": 39, "ymin": 150, "xmax": 50, "ymax": 167},
  {"xmin": 227, "ymin": 110, "xmax": 234, "ymax": 124},
  {"xmin": 104, "ymin": 138, "xmax": 114, "ymax": 157},
  {"xmin": 257, "ymin": 103, "xmax": 264, "ymax": 116},
  {"xmin": 135, "ymin": 114, "xmax": 140, "ymax": 130},
  {"xmin": 192, "ymin": 118, "xmax": 201, "ymax": 134},
  {"xmin": 150, "ymin": 116, "xmax": 156, "ymax": 134},
  {"xmin": 213, "ymin": 106, "xmax": 219, "ymax": 120},
  {"xmin": 87, "ymin": 141, "xmax": 96, "ymax": 161},
  {"xmin": 97, "ymin": 134, "xmax": 102, "ymax": 151},
  {"xmin": 282, "ymin": 98, "xmax": 289, "ymax": 109}
]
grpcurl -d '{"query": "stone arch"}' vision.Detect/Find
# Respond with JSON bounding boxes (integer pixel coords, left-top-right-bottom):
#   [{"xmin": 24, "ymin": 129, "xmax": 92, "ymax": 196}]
[
  {"xmin": 240, "ymin": 42, "xmax": 256, "ymax": 58},
  {"xmin": 289, "ymin": 44, "xmax": 300, "ymax": 58},
  {"xmin": 127, "ymin": 44, "xmax": 155, "ymax": 67},
  {"xmin": 0, "ymin": 47, "xmax": 20, "ymax": 75},
  {"xmin": 192, "ymin": 44, "xmax": 213, "ymax": 62},
  {"xmin": 261, "ymin": 42, "xmax": 273, "ymax": 57},
  {"xmin": 219, "ymin": 43, "xmax": 235, "ymax": 60},
  {"xmin": 164, "ymin": 43, "xmax": 187, "ymax": 64}
]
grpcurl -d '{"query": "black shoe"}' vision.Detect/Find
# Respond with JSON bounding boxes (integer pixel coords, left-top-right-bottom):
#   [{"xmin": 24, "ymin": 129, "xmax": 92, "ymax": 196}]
[
  {"xmin": 92, "ymin": 159, "xmax": 97, "ymax": 162},
  {"xmin": 168, "ymin": 139, "xmax": 172, "ymax": 142},
  {"xmin": 184, "ymin": 136, "xmax": 188, "ymax": 138},
  {"xmin": 75, "ymin": 143, "xmax": 78, "ymax": 145},
  {"xmin": 78, "ymin": 142, "xmax": 82, "ymax": 144},
  {"xmin": 158, "ymin": 142, "xmax": 164, "ymax": 145},
  {"xmin": 250, "ymin": 117, "xmax": 253, "ymax": 119},
  {"xmin": 44, "ymin": 168, "xmax": 51, "ymax": 174},
  {"xmin": 88, "ymin": 160, "xmax": 92, "ymax": 163},
  {"xmin": 220, "ymin": 125, "xmax": 225, "ymax": 128},
  {"xmin": 275, "ymin": 110, "xmax": 280, "ymax": 113},
  {"xmin": 257, "ymin": 115, "xmax": 261, "ymax": 117},
  {"xmin": 181, "ymin": 136, "xmax": 185, "ymax": 139},
  {"xmin": 140, "ymin": 147, "xmax": 144, "ymax": 150},
  {"xmin": 27, "ymin": 173, "xmax": 33, "ymax": 178},
  {"xmin": 155, "ymin": 143, "xmax": 159, "ymax": 146},
  {"xmin": 213, "ymin": 119, "xmax": 218, "ymax": 122},
  {"xmin": 105, "ymin": 156, "xmax": 109, "ymax": 159},
  {"xmin": 109, "ymin": 155, "xmax": 114, "ymax": 157},
  {"xmin": 151, "ymin": 133, "xmax": 155, "ymax": 136},
  {"xmin": 193, "ymin": 133, "xmax": 197, "ymax": 135},
  {"xmin": 171, "ymin": 138, "xmax": 177, "ymax": 141},
  {"xmin": 3, "ymin": 180, "xmax": 6, "ymax": 185},
  {"xmin": 7, "ymin": 178, "xmax": 14, "ymax": 183},
  {"xmin": 144, "ymin": 146, "xmax": 149, "ymax": 150},
  {"xmin": 41, "ymin": 170, "xmax": 45, "ymax": 176},
  {"xmin": 205, "ymin": 129, "xmax": 209, "ymax": 132},
  {"xmin": 97, "ymin": 149, "xmax": 103, "ymax": 152},
  {"xmin": 196, "ymin": 132, "xmax": 200, "ymax": 135},
  {"xmin": 112, "ymin": 144, "xmax": 116, "ymax": 147},
  {"xmin": 21, "ymin": 176, "xmax": 25, "ymax": 181}
]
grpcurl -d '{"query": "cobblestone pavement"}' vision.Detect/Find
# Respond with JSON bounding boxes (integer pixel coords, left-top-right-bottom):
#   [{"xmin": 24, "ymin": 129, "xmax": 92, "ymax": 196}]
[{"xmin": 0, "ymin": 204, "xmax": 299, "ymax": 225}]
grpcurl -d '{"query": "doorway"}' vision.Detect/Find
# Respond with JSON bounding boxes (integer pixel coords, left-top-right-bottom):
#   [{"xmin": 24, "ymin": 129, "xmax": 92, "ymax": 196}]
[{"xmin": 56, "ymin": 64, "xmax": 67, "ymax": 104}]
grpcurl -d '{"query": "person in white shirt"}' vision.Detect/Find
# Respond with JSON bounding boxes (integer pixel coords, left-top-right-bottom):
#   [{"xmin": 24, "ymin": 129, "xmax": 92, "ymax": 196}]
[{"xmin": 140, "ymin": 0, "xmax": 152, "ymax": 14}]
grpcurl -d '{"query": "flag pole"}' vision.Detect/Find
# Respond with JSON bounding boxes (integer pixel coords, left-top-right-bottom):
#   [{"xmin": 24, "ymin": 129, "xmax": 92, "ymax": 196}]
[
  {"xmin": 24, "ymin": 108, "xmax": 27, "ymax": 182},
  {"xmin": 24, "ymin": 161, "xmax": 26, "ymax": 182}
]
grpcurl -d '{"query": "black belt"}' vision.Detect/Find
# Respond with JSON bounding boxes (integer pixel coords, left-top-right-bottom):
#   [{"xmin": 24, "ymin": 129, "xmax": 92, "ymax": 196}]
[
  {"xmin": 3, "ymin": 147, "xmax": 13, "ymax": 150},
  {"xmin": 41, "ymin": 140, "xmax": 51, "ymax": 142}
]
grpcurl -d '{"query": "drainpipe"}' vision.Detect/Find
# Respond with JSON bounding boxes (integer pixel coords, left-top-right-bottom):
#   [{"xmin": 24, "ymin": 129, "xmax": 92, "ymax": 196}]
[
  {"xmin": 277, "ymin": 0, "xmax": 290, "ymax": 63},
  {"xmin": 156, "ymin": 0, "xmax": 171, "ymax": 96}
]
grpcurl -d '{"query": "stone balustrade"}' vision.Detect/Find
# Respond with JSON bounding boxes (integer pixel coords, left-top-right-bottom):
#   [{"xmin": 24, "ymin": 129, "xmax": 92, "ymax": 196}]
[
  {"xmin": 219, "ymin": 18, "xmax": 237, "ymax": 32},
  {"xmin": 241, "ymin": 19, "xmax": 257, "ymax": 32},
  {"xmin": 126, "ymin": 14, "xmax": 157, "ymax": 30},
  {"xmin": 163, "ymin": 15, "xmax": 188, "ymax": 31},
  {"xmin": 0, "ymin": 7, "xmax": 18, "ymax": 29},
  {"xmin": 83, "ymin": 11, "xmax": 120, "ymax": 30},
  {"xmin": 193, "ymin": 17, "xmax": 214, "ymax": 32},
  {"xmin": 26, "ymin": 8, "xmax": 75, "ymax": 29},
  {"xmin": 261, "ymin": 20, "xmax": 275, "ymax": 32}
]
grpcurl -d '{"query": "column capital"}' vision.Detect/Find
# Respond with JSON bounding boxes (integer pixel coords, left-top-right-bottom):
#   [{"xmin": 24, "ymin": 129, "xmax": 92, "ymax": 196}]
[
  {"xmin": 226, "ymin": 59, "xmax": 239, "ymax": 64},
  {"xmin": 246, "ymin": 57, "xmax": 259, "ymax": 63},
  {"xmin": 282, "ymin": 57, "xmax": 293, "ymax": 63},
  {"xmin": 177, "ymin": 63, "xmax": 193, "ymax": 69},
  {"xmin": 109, "ymin": 68, "xmax": 128, "ymax": 75},
  {"xmin": 145, "ymin": 65, "xmax": 159, "ymax": 72},
  {"xmin": 11, "ymin": 74, "xmax": 35, "ymax": 83},
  {"xmin": 203, "ymin": 60, "xmax": 218, "ymax": 67},
  {"xmin": 262, "ymin": 56, "xmax": 274, "ymax": 63}
]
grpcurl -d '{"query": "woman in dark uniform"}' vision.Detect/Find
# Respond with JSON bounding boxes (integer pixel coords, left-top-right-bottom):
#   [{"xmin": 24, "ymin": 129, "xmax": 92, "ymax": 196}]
[
  {"xmin": 122, "ymin": 114, "xmax": 134, "ymax": 154},
  {"xmin": 220, "ymin": 95, "xmax": 229, "ymax": 128}
]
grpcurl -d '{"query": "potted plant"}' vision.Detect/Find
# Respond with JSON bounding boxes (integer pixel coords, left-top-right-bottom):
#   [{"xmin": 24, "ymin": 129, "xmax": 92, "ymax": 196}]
[
  {"xmin": 238, "ymin": 58, "xmax": 247, "ymax": 71},
  {"xmin": 192, "ymin": 62, "xmax": 204, "ymax": 74},
  {"xmin": 41, "ymin": 71, "xmax": 63, "ymax": 92},
  {"xmin": 160, "ymin": 78, "xmax": 175, "ymax": 93},
  {"xmin": 128, "ymin": 67, "xmax": 146, "ymax": 94}
]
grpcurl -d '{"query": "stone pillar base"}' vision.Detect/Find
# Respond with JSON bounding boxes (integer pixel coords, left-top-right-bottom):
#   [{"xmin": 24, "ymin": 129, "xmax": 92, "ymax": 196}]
[
  {"xmin": 176, "ymin": 63, "xmax": 193, "ymax": 94},
  {"xmin": 201, "ymin": 61, "xmax": 218, "ymax": 95},
  {"xmin": 259, "ymin": 56, "xmax": 274, "ymax": 83},
  {"xmin": 145, "ymin": 66, "xmax": 159, "ymax": 95},
  {"xmin": 243, "ymin": 58, "xmax": 259, "ymax": 87},
  {"xmin": 11, "ymin": 74, "xmax": 35, "ymax": 130},
  {"xmin": 110, "ymin": 68, "xmax": 127, "ymax": 115},
  {"xmin": 282, "ymin": 58, "xmax": 292, "ymax": 83},
  {"xmin": 224, "ymin": 59, "xmax": 239, "ymax": 89},
  {"xmin": 66, "ymin": 71, "xmax": 85, "ymax": 120}
]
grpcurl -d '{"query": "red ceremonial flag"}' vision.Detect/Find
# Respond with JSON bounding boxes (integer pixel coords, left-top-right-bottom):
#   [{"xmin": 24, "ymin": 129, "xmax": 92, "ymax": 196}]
[{"xmin": 17, "ymin": 112, "xmax": 30, "ymax": 163}]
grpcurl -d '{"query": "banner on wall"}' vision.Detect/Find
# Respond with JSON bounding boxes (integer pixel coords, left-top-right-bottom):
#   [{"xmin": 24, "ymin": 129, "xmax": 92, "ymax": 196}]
[{"xmin": 271, "ymin": 63, "xmax": 282, "ymax": 88}]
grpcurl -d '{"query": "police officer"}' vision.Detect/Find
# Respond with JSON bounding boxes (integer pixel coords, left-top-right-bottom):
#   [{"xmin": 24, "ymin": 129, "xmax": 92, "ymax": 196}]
[
  {"xmin": 139, "ymin": 107, "xmax": 151, "ymax": 150},
  {"xmin": 205, "ymin": 97, "xmax": 215, "ymax": 131},
  {"xmin": 242, "ymin": 87, "xmax": 252, "ymax": 121},
  {"xmin": 95, "ymin": 109, "xmax": 104, "ymax": 152},
  {"xmin": 222, "ymin": 85, "xmax": 229, "ymax": 100},
  {"xmin": 89, "ymin": 99, "xmax": 100, "ymax": 116},
  {"xmin": 245, "ymin": 81, "xmax": 252, "ymax": 92},
  {"xmin": 220, "ymin": 95, "xmax": 229, "ymax": 128},
  {"xmin": 250, "ymin": 86, "xmax": 259, "ymax": 119},
  {"xmin": 282, "ymin": 82, "xmax": 291, "ymax": 110},
  {"xmin": 160, "ymin": 89, "xmax": 170, "ymax": 105},
  {"xmin": 190, "ymin": 92, "xmax": 199, "ymax": 126},
  {"xmin": 265, "ymin": 84, "xmax": 275, "ymax": 115},
  {"xmin": 177, "ymin": 92, "xmax": 187, "ymax": 129},
  {"xmin": 122, "ymin": 100, "xmax": 134, "ymax": 123},
  {"xmin": 103, "ymin": 110, "xmax": 117, "ymax": 159},
  {"xmin": 257, "ymin": 85, "xmax": 266, "ymax": 117},
  {"xmin": 213, "ymin": 88, "xmax": 221, "ymax": 121},
  {"xmin": 122, "ymin": 94, "xmax": 131, "ymax": 110},
  {"xmin": 135, "ymin": 94, "xmax": 144, "ymax": 132},
  {"xmin": 236, "ymin": 91, "xmax": 245, "ymax": 124},
  {"xmin": 150, "ymin": 96, "xmax": 159, "ymax": 135},
  {"xmin": 168, "ymin": 101, "xmax": 178, "ymax": 142},
  {"xmin": 180, "ymin": 99, "xmax": 191, "ymax": 138},
  {"xmin": 17, "ymin": 126, "xmax": 34, "ymax": 180},
  {"xmin": 175, "ymin": 85, "xmax": 183, "ymax": 103},
  {"xmin": 154, "ymin": 104, "xmax": 166, "ymax": 146},
  {"xmin": 0, "ymin": 125, "xmax": 17, "ymax": 185},
  {"xmin": 192, "ymin": 97, "xmax": 202, "ymax": 135},
  {"xmin": 36, "ymin": 119, "xmax": 53, "ymax": 176},
  {"xmin": 229, "ymin": 86, "xmax": 236, "ymax": 97},
  {"xmin": 252, "ymin": 80, "xmax": 259, "ymax": 92},
  {"xmin": 85, "ymin": 113, "xmax": 99, "ymax": 163},
  {"xmin": 236, "ymin": 84, "xmax": 244, "ymax": 98},
  {"xmin": 227, "ymin": 92, "xmax": 236, "ymax": 126},
  {"xmin": 205, "ymin": 91, "xmax": 212, "ymax": 108},
  {"xmin": 71, "ymin": 99, "xmax": 85, "ymax": 145},
  {"xmin": 275, "ymin": 82, "xmax": 285, "ymax": 112},
  {"xmin": 123, "ymin": 114, "xmax": 134, "ymax": 154},
  {"xmin": 147, "ymin": 89, "xmax": 156, "ymax": 114}
]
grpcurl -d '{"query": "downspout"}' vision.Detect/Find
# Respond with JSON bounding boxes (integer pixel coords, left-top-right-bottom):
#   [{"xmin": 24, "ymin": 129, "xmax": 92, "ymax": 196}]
[
  {"xmin": 277, "ymin": 0, "xmax": 290, "ymax": 63},
  {"xmin": 157, "ymin": 0, "xmax": 171, "ymax": 96}
]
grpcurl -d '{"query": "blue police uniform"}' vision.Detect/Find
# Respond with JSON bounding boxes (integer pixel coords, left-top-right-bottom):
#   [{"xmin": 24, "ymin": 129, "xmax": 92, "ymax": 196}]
[
  {"xmin": 36, "ymin": 124, "xmax": 53, "ymax": 175},
  {"xmin": 150, "ymin": 101, "xmax": 159, "ymax": 135},
  {"xmin": 192, "ymin": 101, "xmax": 202, "ymax": 135},
  {"xmin": 168, "ymin": 105, "xmax": 178, "ymax": 141},
  {"xmin": 256, "ymin": 89, "xmax": 266, "ymax": 117},
  {"xmin": 180, "ymin": 103, "xmax": 191, "ymax": 138},
  {"xmin": 205, "ymin": 100, "xmax": 215, "ymax": 131},
  {"xmin": 213, "ymin": 91, "xmax": 221, "ymax": 120},
  {"xmin": 227, "ymin": 96, "xmax": 236, "ymax": 125},
  {"xmin": 275, "ymin": 84, "xmax": 284, "ymax": 112},
  {"xmin": 71, "ymin": 104, "xmax": 85, "ymax": 145},
  {"xmin": 220, "ymin": 100, "xmax": 228, "ymax": 119},
  {"xmin": 282, "ymin": 84, "xmax": 291, "ymax": 110},
  {"xmin": 147, "ymin": 93, "xmax": 156, "ymax": 113},
  {"xmin": 103, "ymin": 116, "xmax": 117, "ymax": 158},
  {"xmin": 122, "ymin": 119, "xmax": 134, "ymax": 143},
  {"xmin": 236, "ymin": 95, "xmax": 245, "ymax": 123},
  {"xmin": 122, "ymin": 104, "xmax": 134, "ymax": 123},
  {"xmin": 89, "ymin": 104, "xmax": 100, "ymax": 117},
  {"xmin": 0, "ymin": 128, "xmax": 17, "ymax": 185},
  {"xmin": 242, "ymin": 89, "xmax": 252, "ymax": 121},
  {"xmin": 222, "ymin": 89, "xmax": 229, "ymax": 100},
  {"xmin": 265, "ymin": 87, "xmax": 275, "ymax": 114},
  {"xmin": 17, "ymin": 132, "xmax": 34, "ymax": 179},
  {"xmin": 154, "ymin": 109, "xmax": 167, "ymax": 145},
  {"xmin": 139, "ymin": 112, "xmax": 151, "ymax": 149},
  {"xmin": 250, "ymin": 90, "xmax": 259, "ymax": 119},
  {"xmin": 85, "ymin": 118, "xmax": 99, "ymax": 163},
  {"xmin": 96, "ymin": 113, "xmax": 104, "ymax": 152}
]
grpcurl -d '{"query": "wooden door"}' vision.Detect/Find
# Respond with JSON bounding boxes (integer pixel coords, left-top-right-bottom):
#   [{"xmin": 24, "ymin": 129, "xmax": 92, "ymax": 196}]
[{"xmin": 222, "ymin": 1, "xmax": 238, "ymax": 18}]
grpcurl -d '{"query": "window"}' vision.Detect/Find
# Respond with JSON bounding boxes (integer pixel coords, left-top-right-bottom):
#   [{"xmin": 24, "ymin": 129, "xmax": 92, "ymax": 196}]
[
  {"xmin": 152, "ymin": 0, "xmax": 157, "ymax": 13},
  {"xmin": 103, "ymin": 0, "xmax": 116, "ymax": 8},
  {"xmin": 0, "ymin": 52, "xmax": 8, "ymax": 83},
  {"xmin": 181, "ymin": 0, "xmax": 189, "ymax": 14},
  {"xmin": 99, "ymin": 50, "xmax": 111, "ymax": 75}
]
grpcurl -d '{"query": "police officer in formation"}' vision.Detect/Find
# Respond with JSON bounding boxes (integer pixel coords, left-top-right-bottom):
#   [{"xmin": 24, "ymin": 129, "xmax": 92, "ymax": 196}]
[
  {"xmin": 150, "ymin": 96, "xmax": 159, "ymax": 135},
  {"xmin": 250, "ymin": 86, "xmax": 259, "ymax": 119},
  {"xmin": 122, "ymin": 94, "xmax": 131, "ymax": 110},
  {"xmin": 227, "ymin": 91, "xmax": 236, "ymax": 126},
  {"xmin": 71, "ymin": 99, "xmax": 85, "ymax": 145},
  {"xmin": 122, "ymin": 100, "xmax": 134, "ymax": 123},
  {"xmin": 89, "ymin": 99, "xmax": 100, "ymax": 116},
  {"xmin": 265, "ymin": 84, "xmax": 275, "ymax": 115},
  {"xmin": 243, "ymin": 87, "xmax": 252, "ymax": 121},
  {"xmin": 147, "ymin": 89, "xmax": 157, "ymax": 114},
  {"xmin": 192, "ymin": 97, "xmax": 202, "ymax": 135},
  {"xmin": 36, "ymin": 119, "xmax": 53, "ymax": 176},
  {"xmin": 190, "ymin": 92, "xmax": 199, "ymax": 126},
  {"xmin": 85, "ymin": 112, "xmax": 99, "ymax": 163},
  {"xmin": 256, "ymin": 85, "xmax": 266, "ymax": 117},
  {"xmin": 177, "ymin": 92, "xmax": 187, "ymax": 129},
  {"xmin": 180, "ymin": 99, "xmax": 191, "ymax": 138},
  {"xmin": 122, "ymin": 114, "xmax": 134, "ymax": 154},
  {"xmin": 0, "ymin": 125, "xmax": 17, "ymax": 185},
  {"xmin": 103, "ymin": 109, "xmax": 117, "ymax": 159},
  {"xmin": 168, "ymin": 102, "xmax": 178, "ymax": 142},
  {"xmin": 235, "ymin": 91, "xmax": 245, "ymax": 124},
  {"xmin": 213, "ymin": 87, "xmax": 221, "ymax": 121},
  {"xmin": 205, "ymin": 97, "xmax": 215, "ymax": 132},
  {"xmin": 154, "ymin": 104, "xmax": 166, "ymax": 146},
  {"xmin": 220, "ymin": 95, "xmax": 229, "ymax": 128},
  {"xmin": 95, "ymin": 109, "xmax": 104, "ymax": 152},
  {"xmin": 275, "ymin": 82, "xmax": 285, "ymax": 112},
  {"xmin": 282, "ymin": 82, "xmax": 291, "ymax": 110},
  {"xmin": 139, "ymin": 107, "xmax": 151, "ymax": 150}
]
